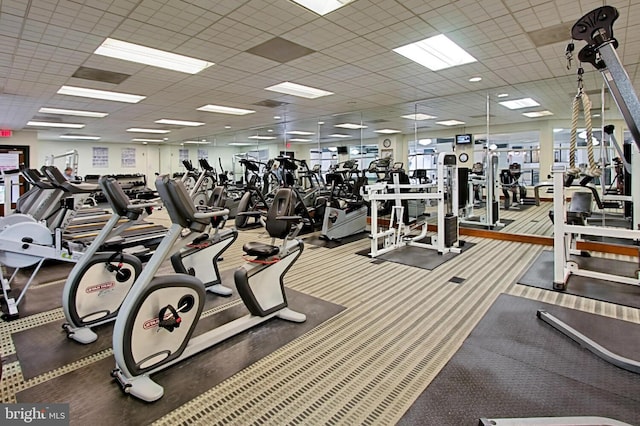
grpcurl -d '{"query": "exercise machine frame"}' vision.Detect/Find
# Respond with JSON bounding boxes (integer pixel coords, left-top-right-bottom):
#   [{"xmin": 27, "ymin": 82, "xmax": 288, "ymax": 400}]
[
  {"xmin": 541, "ymin": 5, "xmax": 640, "ymax": 376},
  {"xmin": 460, "ymin": 152, "xmax": 503, "ymax": 229},
  {"xmin": 365, "ymin": 152, "xmax": 460, "ymax": 257}
]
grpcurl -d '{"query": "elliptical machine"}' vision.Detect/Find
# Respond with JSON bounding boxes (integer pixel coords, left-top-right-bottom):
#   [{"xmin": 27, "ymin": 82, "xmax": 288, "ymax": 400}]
[
  {"xmin": 235, "ymin": 159, "xmax": 272, "ymax": 228},
  {"xmin": 111, "ymin": 175, "xmax": 306, "ymax": 402},
  {"xmin": 320, "ymin": 171, "xmax": 368, "ymax": 241}
]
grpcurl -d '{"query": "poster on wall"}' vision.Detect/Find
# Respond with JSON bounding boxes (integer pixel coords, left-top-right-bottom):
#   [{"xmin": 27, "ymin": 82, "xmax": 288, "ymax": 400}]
[
  {"xmin": 197, "ymin": 148, "xmax": 208, "ymax": 161},
  {"xmin": 0, "ymin": 152, "xmax": 20, "ymax": 204},
  {"xmin": 179, "ymin": 148, "xmax": 189, "ymax": 165},
  {"xmin": 0, "ymin": 152, "xmax": 19, "ymax": 171},
  {"xmin": 121, "ymin": 148, "xmax": 136, "ymax": 168},
  {"xmin": 92, "ymin": 147, "xmax": 109, "ymax": 168}
]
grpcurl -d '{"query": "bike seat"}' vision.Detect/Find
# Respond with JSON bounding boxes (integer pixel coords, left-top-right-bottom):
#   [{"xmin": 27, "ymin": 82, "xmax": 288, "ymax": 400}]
[{"xmin": 242, "ymin": 242, "xmax": 279, "ymax": 258}]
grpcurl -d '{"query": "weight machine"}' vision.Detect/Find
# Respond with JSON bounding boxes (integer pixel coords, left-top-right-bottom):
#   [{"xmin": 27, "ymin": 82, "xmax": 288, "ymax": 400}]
[
  {"xmin": 44, "ymin": 150, "xmax": 79, "ymax": 177},
  {"xmin": 365, "ymin": 152, "xmax": 460, "ymax": 257},
  {"xmin": 460, "ymin": 152, "xmax": 503, "ymax": 228},
  {"xmin": 540, "ymin": 5, "xmax": 640, "ymax": 375}
]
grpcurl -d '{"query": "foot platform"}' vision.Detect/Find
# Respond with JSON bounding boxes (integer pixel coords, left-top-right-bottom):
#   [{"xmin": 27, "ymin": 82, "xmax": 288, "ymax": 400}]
[{"xmin": 277, "ymin": 307, "xmax": 306, "ymax": 323}]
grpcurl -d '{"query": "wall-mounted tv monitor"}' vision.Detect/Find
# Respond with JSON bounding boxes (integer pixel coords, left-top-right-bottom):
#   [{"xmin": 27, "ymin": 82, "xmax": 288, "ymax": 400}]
[
  {"xmin": 455, "ymin": 134, "xmax": 473, "ymax": 144},
  {"xmin": 337, "ymin": 146, "xmax": 348, "ymax": 154}
]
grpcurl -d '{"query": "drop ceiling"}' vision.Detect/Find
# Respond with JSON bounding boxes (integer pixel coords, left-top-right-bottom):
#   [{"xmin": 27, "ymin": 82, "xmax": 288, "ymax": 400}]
[{"xmin": 0, "ymin": 0, "xmax": 637, "ymax": 146}]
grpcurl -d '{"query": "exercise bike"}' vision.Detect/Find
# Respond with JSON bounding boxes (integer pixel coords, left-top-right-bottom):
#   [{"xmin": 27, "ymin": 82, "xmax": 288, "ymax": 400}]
[
  {"xmin": 61, "ymin": 176, "xmax": 157, "ymax": 343},
  {"xmin": 170, "ymin": 185, "xmax": 237, "ymax": 297},
  {"xmin": 111, "ymin": 176, "xmax": 306, "ymax": 402},
  {"xmin": 62, "ymin": 178, "xmax": 236, "ymax": 344}
]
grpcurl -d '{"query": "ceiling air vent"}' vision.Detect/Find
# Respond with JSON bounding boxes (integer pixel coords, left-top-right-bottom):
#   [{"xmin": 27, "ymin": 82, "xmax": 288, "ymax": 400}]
[
  {"xmin": 253, "ymin": 99, "xmax": 289, "ymax": 108},
  {"xmin": 528, "ymin": 22, "xmax": 574, "ymax": 47},
  {"xmin": 246, "ymin": 37, "xmax": 315, "ymax": 63},
  {"xmin": 72, "ymin": 66, "xmax": 130, "ymax": 84}
]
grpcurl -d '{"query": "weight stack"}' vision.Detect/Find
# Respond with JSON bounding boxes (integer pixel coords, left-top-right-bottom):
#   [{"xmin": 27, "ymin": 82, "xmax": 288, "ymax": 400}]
[
  {"xmin": 492, "ymin": 200, "xmax": 499, "ymax": 224},
  {"xmin": 444, "ymin": 214, "xmax": 458, "ymax": 247}
]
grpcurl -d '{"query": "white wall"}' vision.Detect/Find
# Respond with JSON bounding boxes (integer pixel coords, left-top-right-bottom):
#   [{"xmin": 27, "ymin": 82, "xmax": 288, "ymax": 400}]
[
  {"xmin": 11, "ymin": 138, "xmax": 242, "ymax": 190},
  {"xmin": 158, "ymin": 144, "xmax": 239, "ymax": 176},
  {"xmin": 37, "ymin": 140, "xmax": 160, "ymax": 182}
]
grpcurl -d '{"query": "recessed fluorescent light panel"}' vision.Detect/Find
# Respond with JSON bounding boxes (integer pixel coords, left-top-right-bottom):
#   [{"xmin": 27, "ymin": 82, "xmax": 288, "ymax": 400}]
[
  {"xmin": 94, "ymin": 38, "xmax": 214, "ymax": 74},
  {"xmin": 436, "ymin": 120, "xmax": 466, "ymax": 126},
  {"xmin": 287, "ymin": 130, "xmax": 314, "ymax": 135},
  {"xmin": 290, "ymin": 0, "xmax": 355, "ymax": 15},
  {"xmin": 374, "ymin": 129, "xmax": 402, "ymax": 134},
  {"xmin": 247, "ymin": 135, "xmax": 277, "ymax": 140},
  {"xmin": 132, "ymin": 138, "xmax": 164, "ymax": 142},
  {"xmin": 183, "ymin": 141, "xmax": 210, "ymax": 144},
  {"xmin": 393, "ymin": 34, "xmax": 477, "ymax": 71},
  {"xmin": 57, "ymin": 86, "xmax": 145, "ymax": 103},
  {"xmin": 39, "ymin": 107, "xmax": 108, "ymax": 118},
  {"xmin": 499, "ymin": 98, "xmax": 540, "ymax": 109},
  {"xmin": 155, "ymin": 119, "xmax": 205, "ymax": 126},
  {"xmin": 497, "ymin": 93, "xmax": 509, "ymax": 98},
  {"xmin": 402, "ymin": 113, "xmax": 437, "ymax": 120},
  {"xmin": 522, "ymin": 110, "xmax": 554, "ymax": 118},
  {"xmin": 335, "ymin": 123, "xmax": 367, "ymax": 129},
  {"xmin": 265, "ymin": 81, "xmax": 333, "ymax": 99},
  {"xmin": 229, "ymin": 142, "xmax": 257, "ymax": 146},
  {"xmin": 197, "ymin": 105, "xmax": 256, "ymax": 115},
  {"xmin": 127, "ymin": 128, "xmax": 171, "ymax": 134},
  {"xmin": 59, "ymin": 134, "xmax": 100, "ymax": 140},
  {"xmin": 469, "ymin": 77, "xmax": 482, "ymax": 82},
  {"xmin": 26, "ymin": 121, "xmax": 85, "ymax": 128},
  {"xmin": 329, "ymin": 134, "xmax": 351, "ymax": 138},
  {"xmin": 289, "ymin": 138, "xmax": 313, "ymax": 142}
]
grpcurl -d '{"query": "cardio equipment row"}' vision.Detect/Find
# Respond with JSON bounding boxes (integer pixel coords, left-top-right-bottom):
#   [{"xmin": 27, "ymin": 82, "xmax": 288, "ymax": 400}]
[
  {"xmin": 1, "ymin": 164, "xmax": 309, "ymax": 403},
  {"xmin": 0, "ymin": 166, "xmax": 167, "ymax": 319}
]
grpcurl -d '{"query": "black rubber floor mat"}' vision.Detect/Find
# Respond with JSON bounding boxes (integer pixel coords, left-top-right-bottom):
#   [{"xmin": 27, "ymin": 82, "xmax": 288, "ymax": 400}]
[
  {"xmin": 398, "ymin": 294, "xmax": 640, "ymax": 425},
  {"xmin": 517, "ymin": 250, "xmax": 640, "ymax": 309},
  {"xmin": 16, "ymin": 289, "xmax": 345, "ymax": 425},
  {"xmin": 2, "ymin": 280, "xmax": 65, "ymax": 319},
  {"xmin": 1, "ymin": 261, "xmax": 74, "ymax": 317},
  {"xmin": 11, "ymin": 260, "xmax": 75, "ymax": 285},
  {"xmin": 12, "ymin": 271, "xmax": 239, "ymax": 380},
  {"xmin": 459, "ymin": 218, "xmax": 514, "ymax": 230},
  {"xmin": 501, "ymin": 202, "xmax": 534, "ymax": 211},
  {"xmin": 356, "ymin": 240, "xmax": 474, "ymax": 271},
  {"xmin": 303, "ymin": 231, "xmax": 368, "ymax": 248},
  {"xmin": 586, "ymin": 213, "xmax": 632, "ymax": 230}
]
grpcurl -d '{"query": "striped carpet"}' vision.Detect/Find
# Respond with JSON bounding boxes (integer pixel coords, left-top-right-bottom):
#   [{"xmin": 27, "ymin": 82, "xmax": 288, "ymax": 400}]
[{"xmin": 1, "ymin": 206, "xmax": 638, "ymax": 425}]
